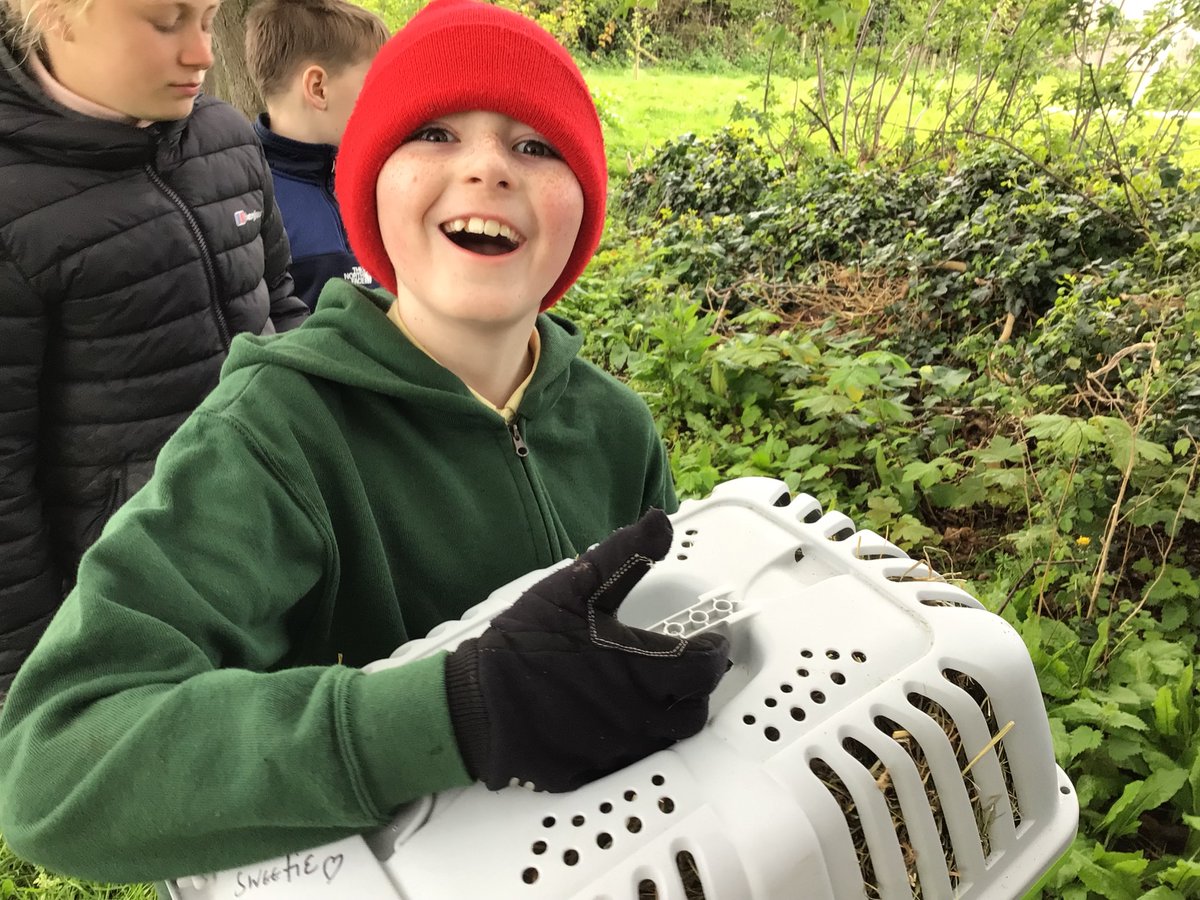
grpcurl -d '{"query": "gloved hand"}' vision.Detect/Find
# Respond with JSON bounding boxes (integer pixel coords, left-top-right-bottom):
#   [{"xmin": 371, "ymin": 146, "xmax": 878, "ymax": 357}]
[{"xmin": 444, "ymin": 508, "xmax": 730, "ymax": 792}]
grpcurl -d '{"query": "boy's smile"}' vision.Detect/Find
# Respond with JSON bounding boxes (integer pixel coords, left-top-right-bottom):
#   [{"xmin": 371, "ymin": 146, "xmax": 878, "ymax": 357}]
[
  {"xmin": 440, "ymin": 216, "xmax": 523, "ymax": 255},
  {"xmin": 375, "ymin": 110, "xmax": 584, "ymax": 335}
]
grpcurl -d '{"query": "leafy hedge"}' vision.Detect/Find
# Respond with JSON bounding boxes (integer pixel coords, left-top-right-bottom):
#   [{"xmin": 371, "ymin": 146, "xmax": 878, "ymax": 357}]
[{"xmin": 562, "ymin": 129, "xmax": 1200, "ymax": 897}]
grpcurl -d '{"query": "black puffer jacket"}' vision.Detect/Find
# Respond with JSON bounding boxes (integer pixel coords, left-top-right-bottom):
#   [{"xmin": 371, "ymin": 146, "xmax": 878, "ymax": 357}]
[{"xmin": 0, "ymin": 41, "xmax": 309, "ymax": 690}]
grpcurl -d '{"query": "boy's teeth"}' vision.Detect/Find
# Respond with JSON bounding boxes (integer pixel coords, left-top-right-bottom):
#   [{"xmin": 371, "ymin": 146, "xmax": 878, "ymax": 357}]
[{"xmin": 443, "ymin": 217, "xmax": 520, "ymax": 243}]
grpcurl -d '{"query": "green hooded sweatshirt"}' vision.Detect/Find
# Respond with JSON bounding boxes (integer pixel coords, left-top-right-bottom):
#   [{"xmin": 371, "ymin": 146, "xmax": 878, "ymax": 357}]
[{"xmin": 0, "ymin": 281, "xmax": 676, "ymax": 884}]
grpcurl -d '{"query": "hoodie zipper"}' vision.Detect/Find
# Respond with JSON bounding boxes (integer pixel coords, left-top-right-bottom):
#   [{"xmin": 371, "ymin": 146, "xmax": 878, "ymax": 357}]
[
  {"xmin": 507, "ymin": 418, "xmax": 564, "ymax": 560},
  {"xmin": 509, "ymin": 421, "xmax": 529, "ymax": 457},
  {"xmin": 144, "ymin": 164, "xmax": 230, "ymax": 348}
]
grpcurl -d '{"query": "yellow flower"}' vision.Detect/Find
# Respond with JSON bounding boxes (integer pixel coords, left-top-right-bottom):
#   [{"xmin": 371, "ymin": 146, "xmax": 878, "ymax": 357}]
[{"xmin": 1076, "ymin": 536, "xmax": 1091, "ymax": 546}]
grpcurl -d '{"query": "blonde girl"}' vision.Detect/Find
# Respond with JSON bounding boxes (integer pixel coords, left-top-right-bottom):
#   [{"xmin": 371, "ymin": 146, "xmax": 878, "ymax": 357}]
[{"xmin": 0, "ymin": 0, "xmax": 307, "ymax": 693}]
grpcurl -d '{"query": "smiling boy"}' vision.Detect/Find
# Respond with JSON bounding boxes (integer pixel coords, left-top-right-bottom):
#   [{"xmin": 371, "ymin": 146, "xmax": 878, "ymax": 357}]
[
  {"xmin": 373, "ymin": 110, "xmax": 588, "ymax": 406},
  {"xmin": 0, "ymin": 0, "xmax": 728, "ymax": 883}
]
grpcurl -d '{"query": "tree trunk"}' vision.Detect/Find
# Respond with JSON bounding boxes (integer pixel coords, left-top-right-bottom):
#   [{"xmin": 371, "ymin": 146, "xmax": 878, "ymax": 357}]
[{"xmin": 206, "ymin": 0, "xmax": 263, "ymax": 121}]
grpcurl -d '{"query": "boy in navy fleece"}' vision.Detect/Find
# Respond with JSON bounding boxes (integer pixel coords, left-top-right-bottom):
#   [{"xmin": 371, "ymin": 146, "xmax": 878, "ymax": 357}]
[{"xmin": 247, "ymin": 0, "xmax": 387, "ymax": 308}]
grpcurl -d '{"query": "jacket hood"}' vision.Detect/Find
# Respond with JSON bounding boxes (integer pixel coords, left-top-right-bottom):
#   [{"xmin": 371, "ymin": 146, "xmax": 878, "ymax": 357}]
[
  {"xmin": 223, "ymin": 279, "xmax": 585, "ymax": 421},
  {"xmin": 0, "ymin": 32, "xmax": 192, "ymax": 168}
]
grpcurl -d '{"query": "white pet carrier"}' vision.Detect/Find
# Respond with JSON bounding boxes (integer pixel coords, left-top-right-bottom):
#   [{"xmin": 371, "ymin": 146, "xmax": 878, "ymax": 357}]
[{"xmin": 170, "ymin": 477, "xmax": 1077, "ymax": 900}]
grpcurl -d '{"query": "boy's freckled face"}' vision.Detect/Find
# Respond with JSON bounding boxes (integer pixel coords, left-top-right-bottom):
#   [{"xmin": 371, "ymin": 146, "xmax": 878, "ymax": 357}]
[{"xmin": 374, "ymin": 110, "xmax": 584, "ymax": 328}]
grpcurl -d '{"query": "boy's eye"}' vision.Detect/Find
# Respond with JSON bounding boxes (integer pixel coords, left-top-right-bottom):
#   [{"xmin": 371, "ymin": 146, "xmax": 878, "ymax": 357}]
[
  {"xmin": 407, "ymin": 126, "xmax": 453, "ymax": 144},
  {"xmin": 514, "ymin": 139, "xmax": 560, "ymax": 159},
  {"xmin": 152, "ymin": 17, "xmax": 182, "ymax": 32}
]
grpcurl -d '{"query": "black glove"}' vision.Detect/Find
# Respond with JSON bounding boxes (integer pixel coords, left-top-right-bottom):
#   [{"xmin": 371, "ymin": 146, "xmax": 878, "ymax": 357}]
[{"xmin": 444, "ymin": 508, "xmax": 730, "ymax": 792}]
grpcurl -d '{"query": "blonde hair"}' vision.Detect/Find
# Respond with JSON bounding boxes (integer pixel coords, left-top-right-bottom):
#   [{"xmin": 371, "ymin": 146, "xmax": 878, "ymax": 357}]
[
  {"xmin": 246, "ymin": 0, "xmax": 388, "ymax": 100},
  {"xmin": 1, "ymin": 0, "xmax": 92, "ymax": 52}
]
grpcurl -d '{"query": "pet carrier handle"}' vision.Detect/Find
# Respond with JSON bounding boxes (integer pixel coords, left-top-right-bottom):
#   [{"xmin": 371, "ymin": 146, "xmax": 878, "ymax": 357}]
[{"xmin": 444, "ymin": 508, "xmax": 731, "ymax": 792}]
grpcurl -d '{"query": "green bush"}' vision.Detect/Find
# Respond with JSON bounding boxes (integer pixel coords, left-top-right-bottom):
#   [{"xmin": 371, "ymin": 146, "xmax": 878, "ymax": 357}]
[{"xmin": 561, "ymin": 143, "xmax": 1200, "ymax": 897}]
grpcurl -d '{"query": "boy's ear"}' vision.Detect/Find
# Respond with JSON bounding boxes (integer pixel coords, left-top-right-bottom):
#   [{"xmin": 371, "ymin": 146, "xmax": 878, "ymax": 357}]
[{"xmin": 300, "ymin": 64, "xmax": 331, "ymax": 111}]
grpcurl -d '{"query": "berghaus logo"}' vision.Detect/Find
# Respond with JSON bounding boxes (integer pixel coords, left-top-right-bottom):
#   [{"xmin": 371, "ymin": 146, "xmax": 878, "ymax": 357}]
[{"xmin": 234, "ymin": 209, "xmax": 263, "ymax": 226}]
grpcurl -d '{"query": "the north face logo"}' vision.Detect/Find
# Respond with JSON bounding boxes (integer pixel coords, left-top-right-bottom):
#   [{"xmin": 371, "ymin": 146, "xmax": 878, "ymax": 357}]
[
  {"xmin": 343, "ymin": 266, "xmax": 372, "ymax": 286},
  {"xmin": 234, "ymin": 209, "xmax": 263, "ymax": 226}
]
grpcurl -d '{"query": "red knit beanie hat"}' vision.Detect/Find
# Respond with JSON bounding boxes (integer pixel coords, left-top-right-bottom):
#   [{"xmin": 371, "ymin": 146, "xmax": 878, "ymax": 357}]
[{"xmin": 335, "ymin": 0, "xmax": 607, "ymax": 312}]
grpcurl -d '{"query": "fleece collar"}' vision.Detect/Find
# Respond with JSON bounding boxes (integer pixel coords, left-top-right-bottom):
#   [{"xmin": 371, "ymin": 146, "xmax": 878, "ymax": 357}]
[
  {"xmin": 253, "ymin": 114, "xmax": 337, "ymax": 184},
  {"xmin": 222, "ymin": 280, "xmax": 583, "ymax": 423}
]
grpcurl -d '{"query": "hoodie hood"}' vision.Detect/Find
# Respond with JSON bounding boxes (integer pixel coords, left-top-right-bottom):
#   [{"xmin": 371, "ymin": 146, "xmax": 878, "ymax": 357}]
[{"xmin": 222, "ymin": 278, "xmax": 585, "ymax": 421}]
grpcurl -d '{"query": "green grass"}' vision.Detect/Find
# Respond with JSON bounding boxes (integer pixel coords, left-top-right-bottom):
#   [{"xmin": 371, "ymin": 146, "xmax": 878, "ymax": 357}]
[
  {"xmin": 583, "ymin": 66, "xmax": 769, "ymax": 174},
  {"xmin": 583, "ymin": 65, "xmax": 1200, "ymax": 175},
  {"xmin": 0, "ymin": 836, "xmax": 154, "ymax": 899}
]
